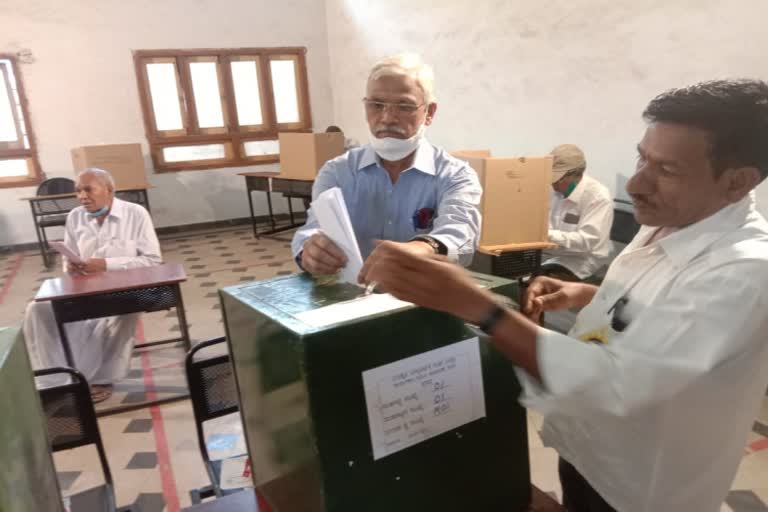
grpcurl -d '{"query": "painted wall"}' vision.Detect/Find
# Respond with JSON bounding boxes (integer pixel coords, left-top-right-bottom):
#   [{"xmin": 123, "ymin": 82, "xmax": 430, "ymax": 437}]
[
  {"xmin": 0, "ymin": 0, "xmax": 334, "ymax": 246},
  {"xmin": 324, "ymin": 0, "xmax": 768, "ymax": 211}
]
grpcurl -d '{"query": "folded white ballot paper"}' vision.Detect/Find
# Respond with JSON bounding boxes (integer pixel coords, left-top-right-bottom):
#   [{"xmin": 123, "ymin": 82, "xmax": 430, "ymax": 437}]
[
  {"xmin": 49, "ymin": 240, "xmax": 82, "ymax": 264},
  {"xmin": 312, "ymin": 187, "xmax": 365, "ymax": 285}
]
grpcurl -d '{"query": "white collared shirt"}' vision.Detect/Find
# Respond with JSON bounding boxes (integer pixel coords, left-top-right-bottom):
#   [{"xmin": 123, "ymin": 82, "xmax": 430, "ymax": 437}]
[
  {"xmin": 517, "ymin": 193, "xmax": 768, "ymax": 511},
  {"xmin": 63, "ymin": 197, "xmax": 162, "ymax": 271},
  {"xmin": 545, "ymin": 175, "xmax": 614, "ymax": 278}
]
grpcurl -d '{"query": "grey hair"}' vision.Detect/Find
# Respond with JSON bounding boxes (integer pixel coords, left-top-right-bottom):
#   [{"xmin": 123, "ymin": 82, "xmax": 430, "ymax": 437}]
[
  {"xmin": 77, "ymin": 167, "xmax": 116, "ymax": 191},
  {"xmin": 368, "ymin": 53, "xmax": 436, "ymax": 104}
]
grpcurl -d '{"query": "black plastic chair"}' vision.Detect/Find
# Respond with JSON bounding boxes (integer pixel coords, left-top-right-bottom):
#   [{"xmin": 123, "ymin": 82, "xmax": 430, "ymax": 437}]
[
  {"xmin": 34, "ymin": 177, "xmax": 76, "ymax": 267},
  {"xmin": 185, "ymin": 337, "xmax": 245, "ymax": 504},
  {"xmin": 34, "ymin": 367, "xmax": 125, "ymax": 512}
]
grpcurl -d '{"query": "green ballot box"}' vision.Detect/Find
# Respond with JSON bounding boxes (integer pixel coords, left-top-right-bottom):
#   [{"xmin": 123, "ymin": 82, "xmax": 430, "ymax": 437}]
[
  {"xmin": 0, "ymin": 327, "xmax": 65, "ymax": 512},
  {"xmin": 220, "ymin": 273, "xmax": 530, "ymax": 512}
]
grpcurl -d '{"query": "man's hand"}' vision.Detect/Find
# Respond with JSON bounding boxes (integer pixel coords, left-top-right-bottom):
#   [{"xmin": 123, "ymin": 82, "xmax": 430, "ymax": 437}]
[
  {"xmin": 523, "ymin": 276, "xmax": 597, "ymax": 323},
  {"xmin": 358, "ymin": 241, "xmax": 493, "ymax": 323},
  {"xmin": 300, "ymin": 233, "xmax": 347, "ymax": 275},
  {"xmin": 70, "ymin": 258, "xmax": 107, "ymax": 275}
]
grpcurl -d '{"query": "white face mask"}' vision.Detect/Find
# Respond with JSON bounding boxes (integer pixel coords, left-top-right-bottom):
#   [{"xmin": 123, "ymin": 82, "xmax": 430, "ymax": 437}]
[{"xmin": 369, "ymin": 124, "xmax": 426, "ymax": 161}]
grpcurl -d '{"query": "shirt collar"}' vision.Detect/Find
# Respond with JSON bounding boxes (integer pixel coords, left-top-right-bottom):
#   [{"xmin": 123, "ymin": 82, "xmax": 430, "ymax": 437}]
[
  {"xmin": 357, "ymin": 138, "xmax": 436, "ymax": 176},
  {"xmin": 655, "ymin": 192, "xmax": 757, "ymax": 268},
  {"xmin": 88, "ymin": 196, "xmax": 123, "ymax": 222},
  {"xmin": 565, "ymin": 175, "xmax": 588, "ymax": 202}
]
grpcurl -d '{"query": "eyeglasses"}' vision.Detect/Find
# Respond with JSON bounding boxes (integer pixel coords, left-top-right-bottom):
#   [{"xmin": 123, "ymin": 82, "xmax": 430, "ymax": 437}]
[{"xmin": 362, "ymin": 98, "xmax": 426, "ymax": 115}]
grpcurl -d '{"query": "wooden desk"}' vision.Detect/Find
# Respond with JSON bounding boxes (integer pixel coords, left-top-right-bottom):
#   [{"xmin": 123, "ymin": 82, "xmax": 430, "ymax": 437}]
[
  {"xmin": 239, "ymin": 172, "xmax": 312, "ymax": 238},
  {"xmin": 35, "ymin": 263, "xmax": 190, "ymax": 416},
  {"xmin": 20, "ymin": 187, "xmax": 151, "ymax": 268},
  {"xmin": 180, "ymin": 486, "xmax": 564, "ymax": 511}
]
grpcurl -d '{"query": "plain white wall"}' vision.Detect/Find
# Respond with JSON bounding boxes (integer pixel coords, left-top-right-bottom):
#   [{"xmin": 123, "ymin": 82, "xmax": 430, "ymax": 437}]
[
  {"xmin": 0, "ymin": 0, "xmax": 335, "ymax": 246},
  {"xmin": 324, "ymin": 0, "xmax": 768, "ymax": 212}
]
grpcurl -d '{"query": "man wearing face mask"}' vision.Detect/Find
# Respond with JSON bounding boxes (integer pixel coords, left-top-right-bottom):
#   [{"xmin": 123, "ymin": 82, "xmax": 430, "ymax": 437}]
[
  {"xmin": 291, "ymin": 53, "xmax": 482, "ymax": 275},
  {"xmin": 542, "ymin": 144, "xmax": 614, "ymax": 281},
  {"xmin": 23, "ymin": 168, "xmax": 161, "ymax": 403}
]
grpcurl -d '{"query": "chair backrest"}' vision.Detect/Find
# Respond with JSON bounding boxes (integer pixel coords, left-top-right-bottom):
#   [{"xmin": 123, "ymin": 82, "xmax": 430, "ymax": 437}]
[
  {"xmin": 34, "ymin": 367, "xmax": 114, "ymax": 489},
  {"xmin": 610, "ymin": 205, "xmax": 641, "ymax": 245},
  {"xmin": 185, "ymin": 337, "xmax": 240, "ymax": 463},
  {"xmin": 37, "ymin": 177, "xmax": 76, "ymax": 196}
]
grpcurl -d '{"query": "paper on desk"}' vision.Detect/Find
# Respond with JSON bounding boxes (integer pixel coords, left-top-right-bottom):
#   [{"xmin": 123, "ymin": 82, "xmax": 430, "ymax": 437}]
[
  {"xmin": 362, "ymin": 337, "xmax": 486, "ymax": 460},
  {"xmin": 312, "ymin": 187, "xmax": 364, "ymax": 285},
  {"xmin": 219, "ymin": 455, "xmax": 255, "ymax": 490},
  {"xmin": 294, "ymin": 292, "xmax": 413, "ymax": 328},
  {"xmin": 49, "ymin": 241, "xmax": 82, "ymax": 264}
]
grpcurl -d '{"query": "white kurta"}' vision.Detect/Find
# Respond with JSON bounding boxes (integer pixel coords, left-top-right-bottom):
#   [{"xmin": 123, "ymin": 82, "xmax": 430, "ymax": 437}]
[
  {"xmin": 24, "ymin": 198, "xmax": 162, "ymax": 386},
  {"xmin": 544, "ymin": 175, "xmax": 614, "ymax": 279},
  {"xmin": 517, "ymin": 193, "xmax": 768, "ymax": 511}
]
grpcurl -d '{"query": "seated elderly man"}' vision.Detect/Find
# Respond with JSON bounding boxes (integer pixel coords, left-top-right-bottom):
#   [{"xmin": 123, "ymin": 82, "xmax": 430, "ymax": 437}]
[
  {"xmin": 24, "ymin": 168, "xmax": 161, "ymax": 402},
  {"xmin": 542, "ymin": 144, "xmax": 614, "ymax": 281},
  {"xmin": 292, "ymin": 53, "xmax": 482, "ymax": 274}
]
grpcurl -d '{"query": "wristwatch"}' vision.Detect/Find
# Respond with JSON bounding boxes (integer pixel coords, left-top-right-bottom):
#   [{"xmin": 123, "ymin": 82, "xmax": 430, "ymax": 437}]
[{"xmin": 410, "ymin": 235, "xmax": 448, "ymax": 255}]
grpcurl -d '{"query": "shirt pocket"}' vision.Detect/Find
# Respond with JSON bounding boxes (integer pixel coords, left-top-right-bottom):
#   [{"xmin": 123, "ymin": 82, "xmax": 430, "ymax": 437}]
[
  {"xmin": 104, "ymin": 239, "xmax": 138, "ymax": 258},
  {"xmin": 560, "ymin": 210, "xmax": 581, "ymax": 232}
]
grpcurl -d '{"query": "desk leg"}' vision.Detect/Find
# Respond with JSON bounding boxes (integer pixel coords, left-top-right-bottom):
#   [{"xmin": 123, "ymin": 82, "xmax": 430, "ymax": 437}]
[
  {"xmin": 142, "ymin": 189, "xmax": 151, "ymax": 214},
  {"xmin": 174, "ymin": 284, "xmax": 192, "ymax": 352},
  {"xmin": 247, "ymin": 188, "xmax": 259, "ymax": 239},
  {"xmin": 266, "ymin": 190, "xmax": 276, "ymax": 231},
  {"xmin": 287, "ymin": 196, "xmax": 295, "ymax": 226},
  {"xmin": 30, "ymin": 202, "xmax": 50, "ymax": 268},
  {"xmin": 51, "ymin": 301, "xmax": 75, "ymax": 367}
]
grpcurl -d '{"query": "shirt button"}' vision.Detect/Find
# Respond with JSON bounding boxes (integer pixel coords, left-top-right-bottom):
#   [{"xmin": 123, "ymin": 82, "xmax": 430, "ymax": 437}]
[{"xmin": 388, "ymin": 220, "xmax": 393, "ymax": 225}]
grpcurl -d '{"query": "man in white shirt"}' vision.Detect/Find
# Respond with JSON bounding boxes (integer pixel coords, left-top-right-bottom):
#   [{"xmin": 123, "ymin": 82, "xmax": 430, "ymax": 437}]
[
  {"xmin": 542, "ymin": 144, "xmax": 613, "ymax": 281},
  {"xmin": 359, "ymin": 79, "xmax": 768, "ymax": 511},
  {"xmin": 24, "ymin": 168, "xmax": 161, "ymax": 402}
]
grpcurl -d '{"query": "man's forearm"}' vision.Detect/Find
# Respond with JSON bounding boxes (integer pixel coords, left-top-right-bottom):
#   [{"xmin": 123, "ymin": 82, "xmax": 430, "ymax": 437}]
[{"xmin": 458, "ymin": 290, "xmax": 542, "ymax": 382}]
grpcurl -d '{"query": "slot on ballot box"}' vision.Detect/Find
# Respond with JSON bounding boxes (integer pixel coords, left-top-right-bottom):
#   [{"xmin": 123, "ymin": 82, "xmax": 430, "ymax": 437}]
[{"xmin": 220, "ymin": 272, "xmax": 531, "ymax": 512}]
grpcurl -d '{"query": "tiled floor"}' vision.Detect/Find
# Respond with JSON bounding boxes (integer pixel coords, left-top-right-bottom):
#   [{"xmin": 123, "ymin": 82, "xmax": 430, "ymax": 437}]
[{"xmin": 1, "ymin": 226, "xmax": 767, "ymax": 511}]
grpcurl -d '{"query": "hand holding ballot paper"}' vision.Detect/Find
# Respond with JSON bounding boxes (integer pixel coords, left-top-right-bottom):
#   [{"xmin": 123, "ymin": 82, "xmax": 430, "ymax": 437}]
[{"xmin": 301, "ymin": 187, "xmax": 364, "ymax": 284}]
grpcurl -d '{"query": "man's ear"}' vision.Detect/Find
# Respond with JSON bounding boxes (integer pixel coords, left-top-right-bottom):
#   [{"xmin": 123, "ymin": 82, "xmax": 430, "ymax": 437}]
[
  {"xmin": 723, "ymin": 166, "xmax": 761, "ymax": 202},
  {"xmin": 424, "ymin": 102, "xmax": 437, "ymax": 126}
]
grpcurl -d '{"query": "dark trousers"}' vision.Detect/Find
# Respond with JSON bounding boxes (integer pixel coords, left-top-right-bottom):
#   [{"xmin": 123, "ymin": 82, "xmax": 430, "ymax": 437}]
[{"xmin": 559, "ymin": 458, "xmax": 617, "ymax": 512}]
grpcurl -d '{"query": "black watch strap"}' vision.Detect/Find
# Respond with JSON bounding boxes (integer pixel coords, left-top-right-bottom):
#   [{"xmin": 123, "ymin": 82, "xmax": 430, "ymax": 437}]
[
  {"xmin": 410, "ymin": 235, "xmax": 448, "ymax": 255},
  {"xmin": 478, "ymin": 304, "xmax": 506, "ymax": 334}
]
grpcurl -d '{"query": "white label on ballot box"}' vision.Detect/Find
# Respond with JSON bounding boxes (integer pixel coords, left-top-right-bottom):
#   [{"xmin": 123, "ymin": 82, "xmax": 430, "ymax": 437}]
[{"xmin": 362, "ymin": 337, "xmax": 486, "ymax": 460}]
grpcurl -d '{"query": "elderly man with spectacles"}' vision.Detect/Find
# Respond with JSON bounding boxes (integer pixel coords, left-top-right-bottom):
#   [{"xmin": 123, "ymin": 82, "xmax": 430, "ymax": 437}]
[{"xmin": 292, "ymin": 54, "xmax": 482, "ymax": 275}]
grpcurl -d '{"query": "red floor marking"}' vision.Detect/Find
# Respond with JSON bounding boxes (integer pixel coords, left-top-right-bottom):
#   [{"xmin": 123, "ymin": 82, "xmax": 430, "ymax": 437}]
[
  {"xmin": 137, "ymin": 321, "xmax": 181, "ymax": 512},
  {"xmin": 0, "ymin": 253, "xmax": 25, "ymax": 305}
]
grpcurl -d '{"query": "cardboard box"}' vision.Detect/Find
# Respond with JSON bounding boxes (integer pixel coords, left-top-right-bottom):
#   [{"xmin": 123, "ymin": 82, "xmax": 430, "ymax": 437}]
[
  {"xmin": 278, "ymin": 132, "xmax": 345, "ymax": 180},
  {"xmin": 221, "ymin": 273, "xmax": 530, "ymax": 512},
  {"xmin": 452, "ymin": 150, "xmax": 552, "ymax": 247},
  {"xmin": 71, "ymin": 143, "xmax": 149, "ymax": 190}
]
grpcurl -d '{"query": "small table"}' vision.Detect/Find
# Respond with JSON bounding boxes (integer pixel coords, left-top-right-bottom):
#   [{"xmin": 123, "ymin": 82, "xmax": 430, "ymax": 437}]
[
  {"xmin": 21, "ymin": 188, "xmax": 151, "ymax": 268},
  {"xmin": 239, "ymin": 172, "xmax": 312, "ymax": 237},
  {"xmin": 180, "ymin": 485, "xmax": 564, "ymax": 511},
  {"xmin": 34, "ymin": 263, "xmax": 191, "ymax": 416},
  {"xmin": 470, "ymin": 242, "xmax": 557, "ymax": 304}
]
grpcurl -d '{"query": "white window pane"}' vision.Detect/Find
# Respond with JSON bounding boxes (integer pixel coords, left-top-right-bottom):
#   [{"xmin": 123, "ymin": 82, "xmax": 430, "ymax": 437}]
[
  {"xmin": 146, "ymin": 63, "xmax": 184, "ymax": 131},
  {"xmin": 189, "ymin": 62, "xmax": 224, "ymax": 128},
  {"xmin": 270, "ymin": 60, "xmax": 300, "ymax": 123},
  {"xmin": 163, "ymin": 144, "xmax": 226, "ymax": 163},
  {"xmin": 231, "ymin": 61, "xmax": 263, "ymax": 126},
  {"xmin": 244, "ymin": 139, "xmax": 279, "ymax": 157},
  {"xmin": 0, "ymin": 159, "xmax": 28, "ymax": 177},
  {"xmin": 0, "ymin": 69, "xmax": 18, "ymax": 142}
]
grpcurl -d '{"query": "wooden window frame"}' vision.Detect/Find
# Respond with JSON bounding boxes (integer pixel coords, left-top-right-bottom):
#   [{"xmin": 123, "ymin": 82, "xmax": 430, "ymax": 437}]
[
  {"xmin": 133, "ymin": 47, "xmax": 313, "ymax": 172},
  {"xmin": 0, "ymin": 55, "xmax": 42, "ymax": 189}
]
